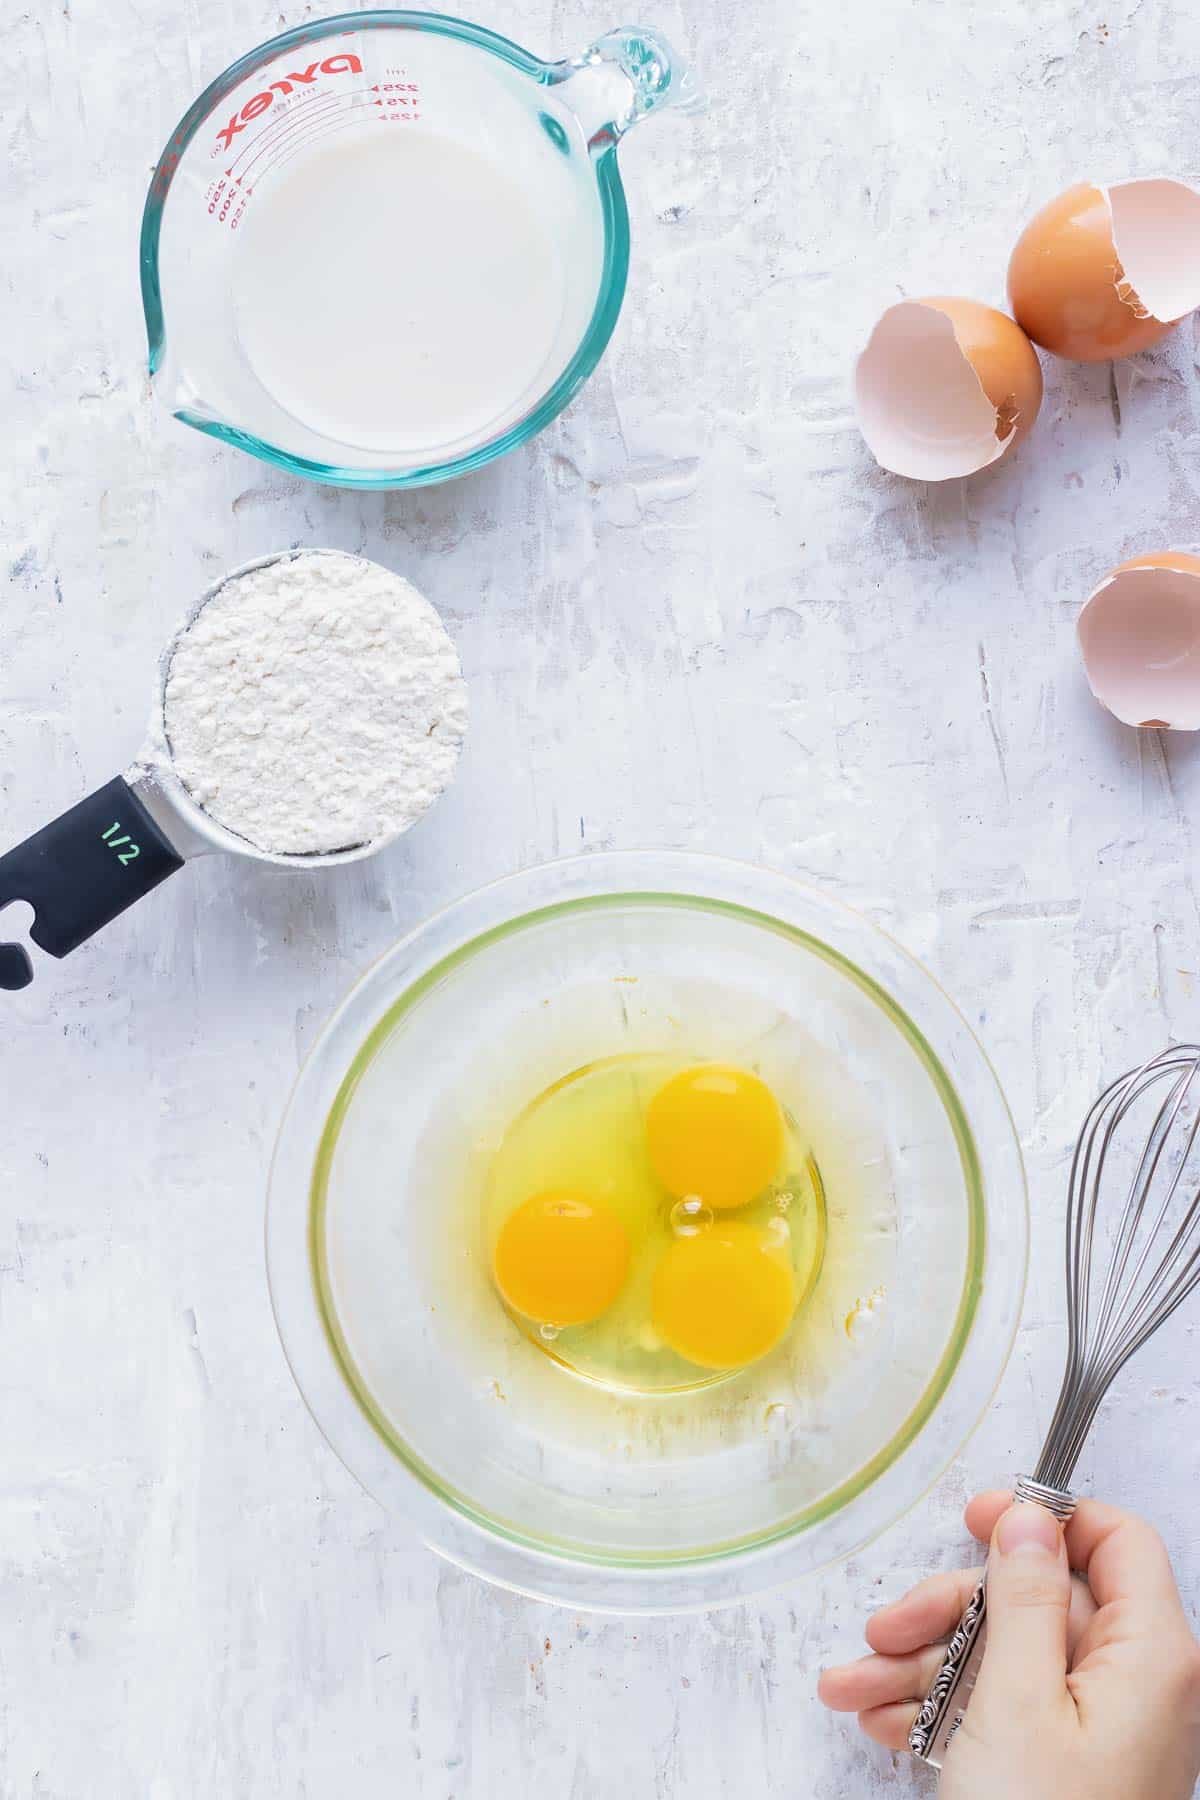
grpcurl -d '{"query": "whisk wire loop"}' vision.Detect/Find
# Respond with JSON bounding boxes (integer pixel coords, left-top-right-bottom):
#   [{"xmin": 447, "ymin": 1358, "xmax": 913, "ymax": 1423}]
[
  {"xmin": 1033, "ymin": 1045, "xmax": 1200, "ymax": 1494},
  {"xmin": 913, "ymin": 1043, "xmax": 1200, "ymax": 1763}
]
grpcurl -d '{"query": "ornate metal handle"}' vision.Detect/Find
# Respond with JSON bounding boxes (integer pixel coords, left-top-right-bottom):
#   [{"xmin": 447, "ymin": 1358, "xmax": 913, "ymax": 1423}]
[{"xmin": 908, "ymin": 1477, "xmax": 1078, "ymax": 1771}]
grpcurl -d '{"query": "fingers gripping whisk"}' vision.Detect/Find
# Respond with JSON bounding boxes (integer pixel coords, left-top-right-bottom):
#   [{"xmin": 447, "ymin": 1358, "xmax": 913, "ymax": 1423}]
[{"xmin": 911, "ymin": 1043, "xmax": 1200, "ymax": 1769}]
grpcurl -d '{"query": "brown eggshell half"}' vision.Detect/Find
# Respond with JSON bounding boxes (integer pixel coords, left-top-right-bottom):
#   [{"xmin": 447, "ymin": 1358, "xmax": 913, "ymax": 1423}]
[
  {"xmin": 854, "ymin": 297, "xmax": 1042, "ymax": 481},
  {"xmin": 924, "ymin": 297, "xmax": 1043, "ymax": 446},
  {"xmin": 1078, "ymin": 552, "xmax": 1200, "ymax": 730},
  {"xmin": 1009, "ymin": 179, "xmax": 1200, "ymax": 362}
]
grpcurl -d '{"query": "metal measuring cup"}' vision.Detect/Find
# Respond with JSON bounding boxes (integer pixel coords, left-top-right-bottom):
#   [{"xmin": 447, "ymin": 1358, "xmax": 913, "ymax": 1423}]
[{"xmin": 0, "ymin": 549, "xmax": 455, "ymax": 991}]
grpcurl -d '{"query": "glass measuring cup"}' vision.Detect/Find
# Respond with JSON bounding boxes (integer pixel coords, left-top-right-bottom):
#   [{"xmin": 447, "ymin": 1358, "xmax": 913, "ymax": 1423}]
[
  {"xmin": 140, "ymin": 12, "xmax": 695, "ymax": 488},
  {"xmin": 0, "ymin": 551, "xmax": 461, "ymax": 992}
]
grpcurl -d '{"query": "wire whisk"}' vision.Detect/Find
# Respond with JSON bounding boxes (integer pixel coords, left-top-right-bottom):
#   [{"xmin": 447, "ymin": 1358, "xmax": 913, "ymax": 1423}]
[{"xmin": 911, "ymin": 1043, "xmax": 1200, "ymax": 1771}]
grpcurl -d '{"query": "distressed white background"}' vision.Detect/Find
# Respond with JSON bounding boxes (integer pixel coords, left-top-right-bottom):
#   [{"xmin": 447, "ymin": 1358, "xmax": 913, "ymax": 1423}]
[{"xmin": 4, "ymin": 0, "xmax": 1200, "ymax": 1793}]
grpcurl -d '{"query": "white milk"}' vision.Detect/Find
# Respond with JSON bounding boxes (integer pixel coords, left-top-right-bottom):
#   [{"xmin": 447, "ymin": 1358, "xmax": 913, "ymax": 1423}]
[{"xmin": 233, "ymin": 130, "xmax": 568, "ymax": 456}]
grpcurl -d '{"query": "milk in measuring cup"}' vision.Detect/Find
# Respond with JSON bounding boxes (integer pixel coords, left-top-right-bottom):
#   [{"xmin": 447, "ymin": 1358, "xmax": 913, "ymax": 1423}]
[{"xmin": 233, "ymin": 131, "xmax": 570, "ymax": 456}]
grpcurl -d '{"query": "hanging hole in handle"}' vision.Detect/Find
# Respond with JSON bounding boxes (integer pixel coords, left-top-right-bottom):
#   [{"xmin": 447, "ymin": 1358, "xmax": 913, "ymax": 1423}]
[
  {"xmin": 0, "ymin": 901, "xmax": 37, "ymax": 991},
  {"xmin": 0, "ymin": 777, "xmax": 185, "ymax": 993}
]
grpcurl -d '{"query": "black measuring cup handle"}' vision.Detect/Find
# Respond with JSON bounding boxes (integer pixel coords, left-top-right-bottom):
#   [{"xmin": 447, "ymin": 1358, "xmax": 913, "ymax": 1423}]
[{"xmin": 0, "ymin": 776, "xmax": 185, "ymax": 990}]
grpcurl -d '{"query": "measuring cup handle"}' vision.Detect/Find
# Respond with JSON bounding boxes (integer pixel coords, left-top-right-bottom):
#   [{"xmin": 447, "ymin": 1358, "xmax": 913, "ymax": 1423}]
[
  {"xmin": 0, "ymin": 776, "xmax": 184, "ymax": 990},
  {"xmin": 553, "ymin": 27, "xmax": 700, "ymax": 151}
]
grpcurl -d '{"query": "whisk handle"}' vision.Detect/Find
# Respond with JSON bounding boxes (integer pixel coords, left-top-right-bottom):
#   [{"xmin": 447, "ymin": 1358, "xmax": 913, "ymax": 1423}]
[
  {"xmin": 907, "ymin": 1573, "xmax": 989, "ymax": 1768},
  {"xmin": 908, "ymin": 1477, "xmax": 1077, "ymax": 1770}
]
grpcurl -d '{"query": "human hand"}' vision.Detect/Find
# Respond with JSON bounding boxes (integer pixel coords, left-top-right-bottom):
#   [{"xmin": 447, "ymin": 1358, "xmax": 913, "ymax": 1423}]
[{"xmin": 819, "ymin": 1491, "xmax": 1200, "ymax": 1799}]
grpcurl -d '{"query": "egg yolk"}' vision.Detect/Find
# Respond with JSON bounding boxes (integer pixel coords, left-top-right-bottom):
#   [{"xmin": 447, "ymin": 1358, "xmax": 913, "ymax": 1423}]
[
  {"xmin": 646, "ymin": 1064, "xmax": 784, "ymax": 1210},
  {"xmin": 492, "ymin": 1191, "xmax": 630, "ymax": 1327},
  {"xmin": 651, "ymin": 1223, "xmax": 796, "ymax": 1370}
]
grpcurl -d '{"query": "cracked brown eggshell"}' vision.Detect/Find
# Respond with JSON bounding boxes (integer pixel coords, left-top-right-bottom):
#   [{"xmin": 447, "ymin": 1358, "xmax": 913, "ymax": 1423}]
[
  {"xmin": 1009, "ymin": 180, "xmax": 1200, "ymax": 362},
  {"xmin": 855, "ymin": 297, "xmax": 1043, "ymax": 482},
  {"xmin": 1078, "ymin": 552, "xmax": 1200, "ymax": 731}
]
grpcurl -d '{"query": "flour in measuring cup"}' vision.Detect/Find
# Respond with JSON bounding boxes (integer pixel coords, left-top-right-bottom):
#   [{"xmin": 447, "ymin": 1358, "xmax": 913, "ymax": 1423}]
[
  {"xmin": 163, "ymin": 551, "xmax": 468, "ymax": 857},
  {"xmin": 232, "ymin": 131, "xmax": 569, "ymax": 456}
]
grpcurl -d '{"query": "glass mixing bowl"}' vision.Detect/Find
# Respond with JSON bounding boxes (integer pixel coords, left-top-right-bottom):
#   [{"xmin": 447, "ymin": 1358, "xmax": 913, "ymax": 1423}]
[{"xmin": 267, "ymin": 853, "xmax": 1027, "ymax": 1611}]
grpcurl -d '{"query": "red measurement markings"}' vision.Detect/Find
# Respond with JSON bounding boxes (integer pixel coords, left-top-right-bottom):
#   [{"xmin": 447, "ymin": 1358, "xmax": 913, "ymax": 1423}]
[
  {"xmin": 239, "ymin": 93, "xmax": 380, "ymax": 186},
  {"xmin": 224, "ymin": 90, "xmax": 345, "ymax": 180},
  {"xmin": 206, "ymin": 173, "xmax": 238, "ymax": 225},
  {"xmin": 206, "ymin": 174, "xmax": 251, "ymax": 230},
  {"xmin": 207, "ymin": 95, "xmax": 382, "ymax": 228},
  {"xmin": 369, "ymin": 73, "xmax": 422, "ymax": 122},
  {"xmin": 210, "ymin": 48, "xmax": 364, "ymax": 156},
  {"xmin": 371, "ymin": 78, "xmax": 421, "ymax": 120},
  {"xmin": 247, "ymin": 108, "xmax": 377, "ymax": 192},
  {"xmin": 204, "ymin": 74, "xmax": 422, "ymax": 228}
]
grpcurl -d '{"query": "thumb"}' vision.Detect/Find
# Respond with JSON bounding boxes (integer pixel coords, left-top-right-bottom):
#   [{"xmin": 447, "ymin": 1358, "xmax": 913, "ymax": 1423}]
[{"xmin": 972, "ymin": 1501, "xmax": 1071, "ymax": 1725}]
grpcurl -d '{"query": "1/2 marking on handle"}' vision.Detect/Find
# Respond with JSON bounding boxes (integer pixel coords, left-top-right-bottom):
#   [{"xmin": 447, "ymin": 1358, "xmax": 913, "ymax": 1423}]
[
  {"xmin": 101, "ymin": 821, "xmax": 141, "ymax": 864},
  {"xmin": 0, "ymin": 775, "xmax": 184, "ymax": 988}
]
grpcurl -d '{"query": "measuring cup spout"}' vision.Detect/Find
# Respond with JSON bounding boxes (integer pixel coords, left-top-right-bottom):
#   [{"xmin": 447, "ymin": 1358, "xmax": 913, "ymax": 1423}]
[
  {"xmin": 552, "ymin": 27, "xmax": 699, "ymax": 154},
  {"xmin": 147, "ymin": 340, "xmax": 230, "ymax": 438}
]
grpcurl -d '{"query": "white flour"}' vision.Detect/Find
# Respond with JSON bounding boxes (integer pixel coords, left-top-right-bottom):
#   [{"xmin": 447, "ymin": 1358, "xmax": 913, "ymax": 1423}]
[{"xmin": 163, "ymin": 550, "xmax": 468, "ymax": 856}]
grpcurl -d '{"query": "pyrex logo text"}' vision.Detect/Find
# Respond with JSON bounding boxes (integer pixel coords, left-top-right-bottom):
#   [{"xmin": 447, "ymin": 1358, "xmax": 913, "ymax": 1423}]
[{"xmin": 215, "ymin": 53, "xmax": 363, "ymax": 154}]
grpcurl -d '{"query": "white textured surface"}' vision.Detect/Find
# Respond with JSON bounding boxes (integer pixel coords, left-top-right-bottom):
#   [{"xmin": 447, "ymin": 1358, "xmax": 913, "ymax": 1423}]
[{"xmin": 4, "ymin": 0, "xmax": 1200, "ymax": 1793}]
